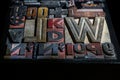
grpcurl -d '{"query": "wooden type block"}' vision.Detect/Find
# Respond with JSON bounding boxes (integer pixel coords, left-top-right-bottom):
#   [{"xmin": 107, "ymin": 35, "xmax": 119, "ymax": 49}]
[
  {"xmin": 24, "ymin": 19, "xmax": 36, "ymax": 42},
  {"xmin": 25, "ymin": 43, "xmax": 34, "ymax": 59},
  {"xmin": 26, "ymin": 7, "xmax": 37, "ymax": 19},
  {"xmin": 74, "ymin": 43, "xmax": 86, "ymax": 59},
  {"xmin": 86, "ymin": 43, "xmax": 104, "ymax": 59},
  {"xmin": 24, "ymin": 18, "xmax": 47, "ymax": 42},
  {"xmin": 47, "ymin": 18, "xmax": 65, "ymax": 43},
  {"xmin": 102, "ymin": 43, "xmax": 116, "ymax": 59},
  {"xmin": 64, "ymin": 17, "xmax": 108, "ymax": 43},
  {"xmin": 5, "ymin": 43, "xmax": 27, "ymax": 59},
  {"xmin": 49, "ymin": 8, "xmax": 68, "ymax": 18},
  {"xmin": 68, "ymin": 6, "xmax": 105, "ymax": 18},
  {"xmin": 38, "ymin": 7, "xmax": 48, "ymax": 18},
  {"xmin": 8, "ymin": 29, "xmax": 24, "ymax": 43},
  {"xmin": 10, "ymin": 5, "xmax": 27, "ymax": 28},
  {"xmin": 66, "ymin": 43, "xmax": 74, "ymax": 59},
  {"xmin": 37, "ymin": 43, "xmax": 65, "ymax": 59}
]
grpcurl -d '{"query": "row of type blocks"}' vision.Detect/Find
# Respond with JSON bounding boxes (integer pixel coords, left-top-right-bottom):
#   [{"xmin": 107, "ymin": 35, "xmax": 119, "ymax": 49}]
[
  {"xmin": 5, "ymin": 42, "xmax": 116, "ymax": 59},
  {"xmin": 9, "ymin": 0, "xmax": 105, "ymax": 26}
]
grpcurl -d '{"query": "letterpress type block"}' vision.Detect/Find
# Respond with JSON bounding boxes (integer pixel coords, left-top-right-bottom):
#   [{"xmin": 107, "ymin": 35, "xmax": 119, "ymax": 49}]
[
  {"xmin": 8, "ymin": 29, "xmax": 24, "ymax": 43},
  {"xmin": 74, "ymin": 43, "xmax": 86, "ymax": 59},
  {"xmin": 10, "ymin": 2, "xmax": 27, "ymax": 28},
  {"xmin": 4, "ymin": 43, "xmax": 27, "ymax": 59},
  {"xmin": 26, "ymin": 7, "xmax": 37, "ymax": 19},
  {"xmin": 66, "ymin": 43, "xmax": 74, "ymax": 59},
  {"xmin": 86, "ymin": 43, "xmax": 104, "ymax": 59},
  {"xmin": 64, "ymin": 17, "xmax": 110, "ymax": 43},
  {"xmin": 47, "ymin": 18, "xmax": 65, "ymax": 43},
  {"xmin": 102, "ymin": 43, "xmax": 116, "ymax": 59},
  {"xmin": 37, "ymin": 43, "xmax": 65, "ymax": 59},
  {"xmin": 38, "ymin": 7, "xmax": 48, "ymax": 18},
  {"xmin": 24, "ymin": 18, "xmax": 47, "ymax": 42},
  {"xmin": 49, "ymin": 7, "xmax": 68, "ymax": 18}
]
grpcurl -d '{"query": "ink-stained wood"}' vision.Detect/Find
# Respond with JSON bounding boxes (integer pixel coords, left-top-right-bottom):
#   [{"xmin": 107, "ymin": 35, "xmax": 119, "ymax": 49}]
[
  {"xmin": 24, "ymin": 19, "xmax": 36, "ymax": 42},
  {"xmin": 37, "ymin": 43, "xmax": 65, "ymax": 59},
  {"xmin": 65, "ymin": 17, "xmax": 111, "ymax": 43},
  {"xmin": 102, "ymin": 43, "xmax": 116, "ymax": 59},
  {"xmin": 86, "ymin": 43, "xmax": 104, "ymax": 59},
  {"xmin": 38, "ymin": 7, "xmax": 48, "ymax": 18},
  {"xmin": 74, "ymin": 43, "xmax": 86, "ymax": 59},
  {"xmin": 24, "ymin": 18, "xmax": 47, "ymax": 42},
  {"xmin": 36, "ymin": 18, "xmax": 47, "ymax": 42},
  {"xmin": 68, "ymin": 6, "xmax": 105, "ymax": 18},
  {"xmin": 66, "ymin": 43, "xmax": 74, "ymax": 59},
  {"xmin": 47, "ymin": 18, "xmax": 65, "ymax": 43},
  {"xmin": 4, "ymin": 43, "xmax": 27, "ymax": 59},
  {"xmin": 26, "ymin": 7, "xmax": 37, "ymax": 19},
  {"xmin": 49, "ymin": 8, "xmax": 68, "ymax": 18},
  {"xmin": 10, "ymin": 4, "xmax": 27, "ymax": 27},
  {"xmin": 25, "ymin": 43, "xmax": 34, "ymax": 59},
  {"xmin": 9, "ymin": 29, "xmax": 24, "ymax": 43}
]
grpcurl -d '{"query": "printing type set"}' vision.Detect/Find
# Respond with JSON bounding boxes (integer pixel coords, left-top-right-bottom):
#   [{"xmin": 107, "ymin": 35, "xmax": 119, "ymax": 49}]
[{"xmin": 4, "ymin": 0, "xmax": 116, "ymax": 59}]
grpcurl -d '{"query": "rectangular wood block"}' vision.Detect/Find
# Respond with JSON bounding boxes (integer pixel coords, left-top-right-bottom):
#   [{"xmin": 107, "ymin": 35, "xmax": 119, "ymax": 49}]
[
  {"xmin": 47, "ymin": 18, "xmax": 65, "ymax": 43},
  {"xmin": 68, "ymin": 6, "xmax": 105, "ymax": 18},
  {"xmin": 26, "ymin": 7, "xmax": 37, "ymax": 19},
  {"xmin": 37, "ymin": 43, "xmax": 65, "ymax": 59},
  {"xmin": 86, "ymin": 43, "xmax": 104, "ymax": 59},
  {"xmin": 8, "ymin": 29, "xmax": 24, "ymax": 43},
  {"xmin": 64, "ymin": 17, "xmax": 111, "ymax": 43}
]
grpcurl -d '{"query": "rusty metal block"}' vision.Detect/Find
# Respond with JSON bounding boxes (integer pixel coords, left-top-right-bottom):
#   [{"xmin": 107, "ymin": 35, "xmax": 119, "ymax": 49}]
[
  {"xmin": 86, "ymin": 43, "xmax": 104, "ymax": 59},
  {"xmin": 38, "ymin": 7, "xmax": 48, "ymax": 18},
  {"xmin": 26, "ymin": 7, "xmax": 37, "ymax": 19}
]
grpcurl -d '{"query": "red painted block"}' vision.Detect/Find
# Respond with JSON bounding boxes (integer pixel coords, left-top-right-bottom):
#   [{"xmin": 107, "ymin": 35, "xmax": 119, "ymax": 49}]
[
  {"xmin": 66, "ymin": 43, "xmax": 74, "ymax": 59},
  {"xmin": 10, "ymin": 17, "xmax": 25, "ymax": 28}
]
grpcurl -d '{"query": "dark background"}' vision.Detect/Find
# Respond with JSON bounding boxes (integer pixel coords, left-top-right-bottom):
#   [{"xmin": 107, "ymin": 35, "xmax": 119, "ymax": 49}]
[{"xmin": 0, "ymin": 0, "xmax": 120, "ymax": 63}]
